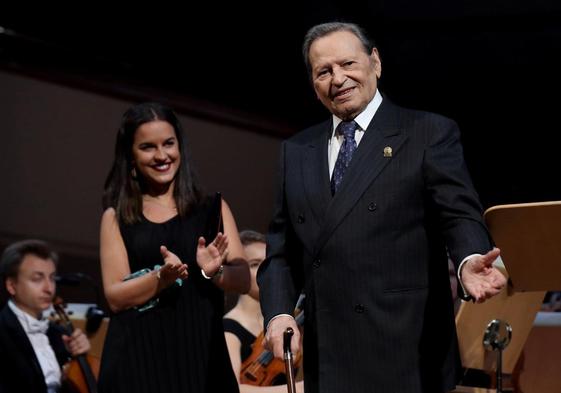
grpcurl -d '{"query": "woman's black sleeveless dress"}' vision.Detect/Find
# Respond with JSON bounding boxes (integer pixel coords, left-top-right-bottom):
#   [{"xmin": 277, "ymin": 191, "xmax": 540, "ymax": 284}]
[
  {"xmin": 98, "ymin": 200, "xmax": 239, "ymax": 393},
  {"xmin": 223, "ymin": 318, "xmax": 257, "ymax": 363}
]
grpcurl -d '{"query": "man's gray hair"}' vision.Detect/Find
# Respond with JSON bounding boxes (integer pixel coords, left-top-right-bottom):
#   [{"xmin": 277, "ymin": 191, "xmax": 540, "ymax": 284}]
[{"xmin": 302, "ymin": 22, "xmax": 376, "ymax": 78}]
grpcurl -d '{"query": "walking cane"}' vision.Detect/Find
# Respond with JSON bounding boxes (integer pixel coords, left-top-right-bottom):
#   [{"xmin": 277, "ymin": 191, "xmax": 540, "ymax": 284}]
[{"xmin": 283, "ymin": 328, "xmax": 297, "ymax": 393}]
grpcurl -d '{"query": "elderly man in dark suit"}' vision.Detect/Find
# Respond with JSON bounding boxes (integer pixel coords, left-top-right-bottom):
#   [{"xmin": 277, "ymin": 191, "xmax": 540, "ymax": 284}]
[
  {"xmin": 257, "ymin": 22, "xmax": 506, "ymax": 393},
  {"xmin": 0, "ymin": 239, "xmax": 90, "ymax": 393}
]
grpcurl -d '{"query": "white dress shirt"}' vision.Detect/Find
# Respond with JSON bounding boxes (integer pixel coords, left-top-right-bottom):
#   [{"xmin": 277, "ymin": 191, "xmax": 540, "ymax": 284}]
[{"xmin": 8, "ymin": 300, "xmax": 62, "ymax": 390}]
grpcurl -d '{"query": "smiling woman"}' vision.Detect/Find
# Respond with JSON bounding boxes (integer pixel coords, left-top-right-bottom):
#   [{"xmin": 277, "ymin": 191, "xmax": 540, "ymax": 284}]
[
  {"xmin": 98, "ymin": 102, "xmax": 250, "ymax": 393},
  {"xmin": 132, "ymin": 120, "xmax": 181, "ymax": 191}
]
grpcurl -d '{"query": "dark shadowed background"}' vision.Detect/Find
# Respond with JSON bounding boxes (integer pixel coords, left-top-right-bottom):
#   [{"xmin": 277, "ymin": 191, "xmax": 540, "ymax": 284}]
[{"xmin": 1, "ymin": 2, "xmax": 560, "ymax": 306}]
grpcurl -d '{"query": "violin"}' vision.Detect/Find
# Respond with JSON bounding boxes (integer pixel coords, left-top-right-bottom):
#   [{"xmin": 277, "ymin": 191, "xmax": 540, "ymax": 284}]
[
  {"xmin": 239, "ymin": 310, "xmax": 304, "ymax": 386},
  {"xmin": 52, "ymin": 297, "xmax": 100, "ymax": 393}
]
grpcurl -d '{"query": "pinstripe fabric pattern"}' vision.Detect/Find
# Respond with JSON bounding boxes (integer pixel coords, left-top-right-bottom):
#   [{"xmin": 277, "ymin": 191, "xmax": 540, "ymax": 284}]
[{"xmin": 258, "ymin": 99, "xmax": 492, "ymax": 393}]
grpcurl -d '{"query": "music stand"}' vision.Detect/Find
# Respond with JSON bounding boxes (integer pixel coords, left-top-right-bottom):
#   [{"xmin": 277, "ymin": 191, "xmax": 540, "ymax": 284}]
[{"xmin": 454, "ymin": 201, "xmax": 561, "ymax": 393}]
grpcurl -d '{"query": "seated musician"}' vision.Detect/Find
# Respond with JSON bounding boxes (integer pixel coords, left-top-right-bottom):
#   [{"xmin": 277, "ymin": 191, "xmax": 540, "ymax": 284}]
[
  {"xmin": 0, "ymin": 239, "xmax": 91, "ymax": 393},
  {"xmin": 223, "ymin": 230, "xmax": 304, "ymax": 393}
]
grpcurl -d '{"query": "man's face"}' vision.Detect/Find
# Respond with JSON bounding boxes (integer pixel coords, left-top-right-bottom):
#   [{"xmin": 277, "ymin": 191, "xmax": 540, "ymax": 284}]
[
  {"xmin": 6, "ymin": 254, "xmax": 56, "ymax": 318},
  {"xmin": 309, "ymin": 30, "xmax": 381, "ymax": 121}
]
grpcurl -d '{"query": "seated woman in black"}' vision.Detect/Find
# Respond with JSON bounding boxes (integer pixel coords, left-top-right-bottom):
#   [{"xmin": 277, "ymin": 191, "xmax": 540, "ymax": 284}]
[{"xmin": 224, "ymin": 230, "xmax": 304, "ymax": 393}]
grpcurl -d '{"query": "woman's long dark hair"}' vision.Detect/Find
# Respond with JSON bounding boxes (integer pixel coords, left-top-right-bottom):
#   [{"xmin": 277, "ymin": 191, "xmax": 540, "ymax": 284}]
[{"xmin": 102, "ymin": 102, "xmax": 202, "ymax": 224}]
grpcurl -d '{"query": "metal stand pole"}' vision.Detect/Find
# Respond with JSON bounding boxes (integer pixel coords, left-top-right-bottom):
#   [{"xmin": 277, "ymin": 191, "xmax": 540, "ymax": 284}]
[
  {"xmin": 483, "ymin": 319, "xmax": 512, "ymax": 393},
  {"xmin": 496, "ymin": 346, "xmax": 503, "ymax": 392},
  {"xmin": 283, "ymin": 328, "xmax": 297, "ymax": 393}
]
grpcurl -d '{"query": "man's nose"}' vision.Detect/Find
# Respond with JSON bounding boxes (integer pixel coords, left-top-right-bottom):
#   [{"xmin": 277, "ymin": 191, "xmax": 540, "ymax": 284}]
[
  {"xmin": 332, "ymin": 66, "xmax": 346, "ymax": 86},
  {"xmin": 45, "ymin": 279, "xmax": 55, "ymax": 295}
]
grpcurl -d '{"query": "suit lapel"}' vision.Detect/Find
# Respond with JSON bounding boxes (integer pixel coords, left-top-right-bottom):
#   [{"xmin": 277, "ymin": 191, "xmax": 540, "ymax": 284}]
[
  {"xmin": 314, "ymin": 100, "xmax": 408, "ymax": 253},
  {"xmin": 2, "ymin": 306, "xmax": 45, "ymax": 379},
  {"xmin": 302, "ymin": 120, "xmax": 332, "ymax": 226}
]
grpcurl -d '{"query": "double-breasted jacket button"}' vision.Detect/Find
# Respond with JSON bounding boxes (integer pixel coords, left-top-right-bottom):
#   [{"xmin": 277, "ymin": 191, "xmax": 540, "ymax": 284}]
[
  {"xmin": 312, "ymin": 259, "xmax": 321, "ymax": 268},
  {"xmin": 354, "ymin": 304, "xmax": 365, "ymax": 313},
  {"xmin": 297, "ymin": 213, "xmax": 305, "ymax": 223},
  {"xmin": 368, "ymin": 202, "xmax": 377, "ymax": 212}
]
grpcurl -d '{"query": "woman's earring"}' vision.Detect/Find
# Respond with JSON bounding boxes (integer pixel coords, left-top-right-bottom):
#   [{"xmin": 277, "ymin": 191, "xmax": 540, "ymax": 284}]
[{"xmin": 131, "ymin": 167, "xmax": 138, "ymax": 179}]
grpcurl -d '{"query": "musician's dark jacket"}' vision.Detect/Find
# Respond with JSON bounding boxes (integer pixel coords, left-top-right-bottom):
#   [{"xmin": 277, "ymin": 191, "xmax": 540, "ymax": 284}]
[{"xmin": 0, "ymin": 303, "xmax": 70, "ymax": 393}]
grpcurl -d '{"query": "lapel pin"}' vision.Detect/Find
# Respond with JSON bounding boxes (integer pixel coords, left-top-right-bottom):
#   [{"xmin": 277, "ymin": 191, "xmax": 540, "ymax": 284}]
[{"xmin": 383, "ymin": 146, "xmax": 392, "ymax": 157}]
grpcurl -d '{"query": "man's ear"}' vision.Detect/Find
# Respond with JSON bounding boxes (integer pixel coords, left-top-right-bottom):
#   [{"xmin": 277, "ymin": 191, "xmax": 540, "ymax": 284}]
[
  {"xmin": 5, "ymin": 278, "xmax": 17, "ymax": 297},
  {"xmin": 370, "ymin": 48, "xmax": 382, "ymax": 79}
]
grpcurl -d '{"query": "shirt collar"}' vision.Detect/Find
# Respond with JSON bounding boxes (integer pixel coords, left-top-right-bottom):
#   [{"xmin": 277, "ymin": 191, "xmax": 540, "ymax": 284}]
[
  {"xmin": 331, "ymin": 89, "xmax": 383, "ymax": 137},
  {"xmin": 8, "ymin": 299, "xmax": 49, "ymax": 334}
]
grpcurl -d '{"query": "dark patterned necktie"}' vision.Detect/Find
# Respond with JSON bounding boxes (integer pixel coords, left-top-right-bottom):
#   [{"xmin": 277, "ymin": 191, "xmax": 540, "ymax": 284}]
[{"xmin": 331, "ymin": 120, "xmax": 359, "ymax": 195}]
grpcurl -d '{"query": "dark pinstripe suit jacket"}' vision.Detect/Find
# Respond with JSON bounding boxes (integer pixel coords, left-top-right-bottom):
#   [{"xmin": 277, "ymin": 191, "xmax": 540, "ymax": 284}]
[{"xmin": 258, "ymin": 99, "xmax": 492, "ymax": 393}]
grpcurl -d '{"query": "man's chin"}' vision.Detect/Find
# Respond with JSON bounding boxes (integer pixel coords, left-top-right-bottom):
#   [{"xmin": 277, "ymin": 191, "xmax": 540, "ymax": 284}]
[
  {"xmin": 40, "ymin": 301, "xmax": 53, "ymax": 310},
  {"xmin": 333, "ymin": 105, "xmax": 360, "ymax": 120}
]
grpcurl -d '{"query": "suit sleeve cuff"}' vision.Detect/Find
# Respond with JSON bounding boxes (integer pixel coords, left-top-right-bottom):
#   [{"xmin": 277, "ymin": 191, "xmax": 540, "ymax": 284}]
[
  {"xmin": 458, "ymin": 254, "xmax": 482, "ymax": 301},
  {"xmin": 266, "ymin": 314, "xmax": 295, "ymax": 332}
]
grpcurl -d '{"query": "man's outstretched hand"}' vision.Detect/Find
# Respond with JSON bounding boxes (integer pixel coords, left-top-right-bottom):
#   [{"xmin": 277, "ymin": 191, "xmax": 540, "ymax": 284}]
[{"xmin": 461, "ymin": 247, "xmax": 506, "ymax": 303}]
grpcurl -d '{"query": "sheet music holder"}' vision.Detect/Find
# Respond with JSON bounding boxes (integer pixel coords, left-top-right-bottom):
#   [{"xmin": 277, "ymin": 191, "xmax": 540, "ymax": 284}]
[
  {"xmin": 455, "ymin": 201, "xmax": 561, "ymax": 376},
  {"xmin": 485, "ymin": 201, "xmax": 561, "ymax": 292}
]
